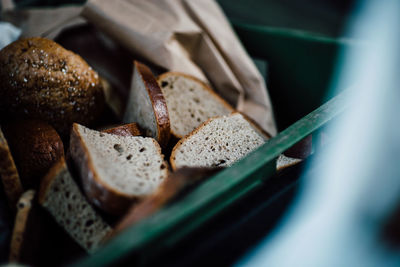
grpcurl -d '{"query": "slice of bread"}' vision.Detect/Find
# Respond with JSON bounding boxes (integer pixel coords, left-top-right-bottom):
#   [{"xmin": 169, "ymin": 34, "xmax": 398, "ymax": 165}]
[
  {"xmin": 70, "ymin": 123, "xmax": 168, "ymax": 215},
  {"xmin": 276, "ymin": 154, "xmax": 302, "ymax": 171},
  {"xmin": 170, "ymin": 113, "xmax": 268, "ymax": 170},
  {"xmin": 9, "ymin": 190, "xmax": 39, "ymax": 264},
  {"xmin": 0, "ymin": 127, "xmax": 24, "ymax": 209},
  {"xmin": 123, "ymin": 61, "xmax": 170, "ymax": 147},
  {"xmin": 101, "ymin": 122, "xmax": 142, "ymax": 137},
  {"xmin": 112, "ymin": 167, "xmax": 222, "ymax": 237},
  {"xmin": 38, "ymin": 158, "xmax": 111, "ymax": 253},
  {"xmin": 157, "ymin": 72, "xmax": 234, "ymax": 138}
]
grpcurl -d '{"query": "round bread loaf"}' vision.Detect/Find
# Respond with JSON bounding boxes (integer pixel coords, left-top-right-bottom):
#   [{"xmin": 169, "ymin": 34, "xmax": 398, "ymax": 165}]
[
  {"xmin": 0, "ymin": 37, "xmax": 105, "ymax": 135},
  {"xmin": 3, "ymin": 119, "xmax": 64, "ymax": 189}
]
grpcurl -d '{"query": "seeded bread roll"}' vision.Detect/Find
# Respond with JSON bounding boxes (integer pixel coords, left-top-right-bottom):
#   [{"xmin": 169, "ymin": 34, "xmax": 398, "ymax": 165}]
[
  {"xmin": 70, "ymin": 123, "xmax": 168, "ymax": 215},
  {"xmin": 157, "ymin": 72, "xmax": 234, "ymax": 138},
  {"xmin": 0, "ymin": 37, "xmax": 105, "ymax": 135},
  {"xmin": 2, "ymin": 120, "xmax": 64, "ymax": 189},
  {"xmin": 0, "ymin": 127, "xmax": 24, "ymax": 209},
  {"xmin": 170, "ymin": 113, "xmax": 268, "ymax": 170}
]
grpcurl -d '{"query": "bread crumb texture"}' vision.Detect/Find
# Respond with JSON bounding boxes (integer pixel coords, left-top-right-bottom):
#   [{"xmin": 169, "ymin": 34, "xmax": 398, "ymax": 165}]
[
  {"xmin": 41, "ymin": 165, "xmax": 111, "ymax": 253},
  {"xmin": 173, "ymin": 113, "xmax": 265, "ymax": 168},
  {"xmin": 159, "ymin": 74, "xmax": 232, "ymax": 137},
  {"xmin": 77, "ymin": 125, "xmax": 167, "ymax": 196}
]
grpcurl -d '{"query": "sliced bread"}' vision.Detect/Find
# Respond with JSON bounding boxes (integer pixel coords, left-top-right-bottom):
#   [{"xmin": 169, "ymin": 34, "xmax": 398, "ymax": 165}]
[
  {"xmin": 170, "ymin": 113, "xmax": 268, "ymax": 170},
  {"xmin": 9, "ymin": 190, "xmax": 39, "ymax": 264},
  {"xmin": 0, "ymin": 127, "xmax": 24, "ymax": 209},
  {"xmin": 113, "ymin": 167, "xmax": 222, "ymax": 237},
  {"xmin": 101, "ymin": 122, "xmax": 142, "ymax": 137},
  {"xmin": 2, "ymin": 120, "xmax": 64, "ymax": 189},
  {"xmin": 38, "ymin": 158, "xmax": 111, "ymax": 253},
  {"xmin": 157, "ymin": 72, "xmax": 234, "ymax": 138},
  {"xmin": 123, "ymin": 61, "xmax": 170, "ymax": 147},
  {"xmin": 70, "ymin": 123, "xmax": 168, "ymax": 215}
]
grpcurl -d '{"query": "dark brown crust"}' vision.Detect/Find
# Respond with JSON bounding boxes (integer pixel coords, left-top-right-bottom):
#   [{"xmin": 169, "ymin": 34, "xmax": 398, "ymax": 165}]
[
  {"xmin": 283, "ymin": 135, "xmax": 312, "ymax": 159},
  {"xmin": 110, "ymin": 167, "xmax": 222, "ymax": 238},
  {"xmin": 170, "ymin": 112, "xmax": 266, "ymax": 171},
  {"xmin": 157, "ymin": 71, "xmax": 235, "ymax": 139},
  {"xmin": 3, "ymin": 120, "xmax": 64, "ymax": 189},
  {"xmin": 0, "ymin": 127, "xmax": 24, "ymax": 209},
  {"xmin": 9, "ymin": 189, "xmax": 37, "ymax": 264},
  {"xmin": 38, "ymin": 157, "xmax": 66, "ymax": 205},
  {"xmin": 70, "ymin": 123, "xmax": 169, "ymax": 216},
  {"xmin": 0, "ymin": 37, "xmax": 105, "ymax": 136},
  {"xmin": 135, "ymin": 61, "xmax": 170, "ymax": 147},
  {"xmin": 101, "ymin": 123, "xmax": 142, "ymax": 137}
]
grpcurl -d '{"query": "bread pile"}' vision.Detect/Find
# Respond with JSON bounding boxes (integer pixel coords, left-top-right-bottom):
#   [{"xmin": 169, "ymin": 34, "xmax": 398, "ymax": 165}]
[{"xmin": 0, "ymin": 37, "xmax": 274, "ymax": 265}]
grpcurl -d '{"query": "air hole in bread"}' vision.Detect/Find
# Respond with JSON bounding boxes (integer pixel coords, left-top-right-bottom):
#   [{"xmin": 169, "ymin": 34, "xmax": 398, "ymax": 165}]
[
  {"xmin": 18, "ymin": 203, "xmax": 25, "ymax": 209},
  {"xmin": 205, "ymin": 137, "xmax": 209, "ymax": 140},
  {"xmin": 85, "ymin": 220, "xmax": 94, "ymax": 227},
  {"xmin": 65, "ymin": 191, "xmax": 70, "ymax": 198},
  {"xmin": 126, "ymin": 154, "xmax": 133, "ymax": 160},
  {"xmin": 189, "ymin": 88, "xmax": 194, "ymax": 92},
  {"xmin": 191, "ymin": 113, "xmax": 194, "ymax": 118},
  {"xmin": 161, "ymin": 81, "xmax": 169, "ymax": 87},
  {"xmin": 66, "ymin": 219, "xmax": 70, "ymax": 225},
  {"xmin": 68, "ymin": 204, "xmax": 72, "ymax": 211},
  {"xmin": 113, "ymin": 144, "xmax": 123, "ymax": 153},
  {"xmin": 139, "ymin": 147, "xmax": 145, "ymax": 152},
  {"xmin": 100, "ymin": 133, "xmax": 105, "ymax": 137},
  {"xmin": 197, "ymin": 118, "xmax": 201, "ymax": 122},
  {"xmin": 160, "ymin": 164, "xmax": 165, "ymax": 170},
  {"xmin": 193, "ymin": 98, "xmax": 200, "ymax": 103}
]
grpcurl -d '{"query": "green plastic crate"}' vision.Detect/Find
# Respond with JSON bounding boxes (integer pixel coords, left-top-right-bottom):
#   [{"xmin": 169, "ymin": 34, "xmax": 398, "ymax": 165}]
[{"xmin": 73, "ymin": 22, "xmax": 352, "ymax": 267}]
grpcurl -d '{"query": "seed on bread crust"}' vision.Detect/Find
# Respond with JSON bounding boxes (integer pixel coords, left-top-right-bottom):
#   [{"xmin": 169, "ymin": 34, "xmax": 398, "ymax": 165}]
[{"xmin": 0, "ymin": 37, "xmax": 105, "ymax": 135}]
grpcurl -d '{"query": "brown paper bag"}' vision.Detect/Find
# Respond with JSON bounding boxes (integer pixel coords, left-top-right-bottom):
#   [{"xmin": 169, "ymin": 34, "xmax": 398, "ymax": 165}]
[{"xmin": 82, "ymin": 0, "xmax": 276, "ymax": 135}]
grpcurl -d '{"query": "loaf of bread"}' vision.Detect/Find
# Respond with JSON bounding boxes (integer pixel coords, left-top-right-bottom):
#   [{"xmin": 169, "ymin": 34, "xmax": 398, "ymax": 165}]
[
  {"xmin": 0, "ymin": 37, "xmax": 105, "ymax": 135},
  {"xmin": 2, "ymin": 120, "xmax": 64, "ymax": 189},
  {"xmin": 39, "ymin": 158, "xmax": 111, "ymax": 253},
  {"xmin": 157, "ymin": 72, "xmax": 234, "ymax": 138},
  {"xmin": 170, "ymin": 113, "xmax": 268, "ymax": 170},
  {"xmin": 123, "ymin": 61, "xmax": 170, "ymax": 147},
  {"xmin": 70, "ymin": 123, "xmax": 168, "ymax": 215}
]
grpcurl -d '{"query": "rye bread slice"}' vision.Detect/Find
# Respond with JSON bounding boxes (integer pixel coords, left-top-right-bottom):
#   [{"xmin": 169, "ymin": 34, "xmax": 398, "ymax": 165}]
[
  {"xmin": 157, "ymin": 72, "xmax": 234, "ymax": 138},
  {"xmin": 112, "ymin": 167, "xmax": 222, "ymax": 237},
  {"xmin": 0, "ymin": 127, "xmax": 24, "ymax": 209},
  {"xmin": 38, "ymin": 158, "xmax": 111, "ymax": 253},
  {"xmin": 123, "ymin": 61, "xmax": 170, "ymax": 147},
  {"xmin": 170, "ymin": 112, "xmax": 268, "ymax": 170},
  {"xmin": 70, "ymin": 123, "xmax": 168, "ymax": 215},
  {"xmin": 101, "ymin": 122, "xmax": 142, "ymax": 137},
  {"xmin": 9, "ymin": 190, "xmax": 39, "ymax": 264}
]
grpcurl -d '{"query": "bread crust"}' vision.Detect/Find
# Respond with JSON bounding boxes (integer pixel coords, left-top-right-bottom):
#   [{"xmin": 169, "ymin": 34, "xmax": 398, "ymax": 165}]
[
  {"xmin": 3, "ymin": 120, "xmax": 64, "ymax": 189},
  {"xmin": 157, "ymin": 71, "xmax": 235, "ymax": 139},
  {"xmin": 9, "ymin": 189, "xmax": 37, "ymax": 264},
  {"xmin": 0, "ymin": 37, "xmax": 105, "ymax": 135},
  {"xmin": 70, "ymin": 123, "xmax": 168, "ymax": 215},
  {"xmin": 134, "ymin": 61, "xmax": 170, "ymax": 147},
  {"xmin": 38, "ymin": 158, "xmax": 66, "ymax": 205},
  {"xmin": 0, "ymin": 127, "xmax": 24, "ymax": 209},
  {"xmin": 101, "ymin": 122, "xmax": 142, "ymax": 137},
  {"xmin": 170, "ymin": 112, "xmax": 267, "ymax": 170}
]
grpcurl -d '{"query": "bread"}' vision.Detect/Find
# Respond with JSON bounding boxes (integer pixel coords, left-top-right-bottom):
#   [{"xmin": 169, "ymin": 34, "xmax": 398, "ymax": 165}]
[
  {"xmin": 2, "ymin": 120, "xmax": 64, "ymax": 189},
  {"xmin": 170, "ymin": 112, "xmax": 268, "ymax": 170},
  {"xmin": 101, "ymin": 122, "xmax": 142, "ymax": 137},
  {"xmin": 70, "ymin": 123, "xmax": 168, "ymax": 215},
  {"xmin": 38, "ymin": 158, "xmax": 111, "ymax": 253},
  {"xmin": 0, "ymin": 37, "xmax": 105, "ymax": 135},
  {"xmin": 276, "ymin": 154, "xmax": 302, "ymax": 171},
  {"xmin": 123, "ymin": 61, "xmax": 170, "ymax": 147},
  {"xmin": 9, "ymin": 190, "xmax": 39, "ymax": 264},
  {"xmin": 113, "ymin": 167, "xmax": 222, "ymax": 237},
  {"xmin": 0, "ymin": 127, "xmax": 24, "ymax": 209},
  {"xmin": 157, "ymin": 72, "xmax": 234, "ymax": 138}
]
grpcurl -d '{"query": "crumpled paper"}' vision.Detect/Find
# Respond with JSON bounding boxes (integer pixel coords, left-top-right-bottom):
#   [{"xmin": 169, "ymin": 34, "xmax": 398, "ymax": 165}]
[{"xmin": 82, "ymin": 0, "xmax": 276, "ymax": 135}]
